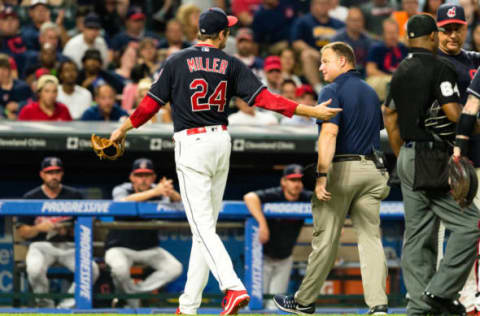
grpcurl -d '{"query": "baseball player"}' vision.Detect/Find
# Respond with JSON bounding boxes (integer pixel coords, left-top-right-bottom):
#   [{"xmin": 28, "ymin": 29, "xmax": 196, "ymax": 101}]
[
  {"xmin": 105, "ymin": 158, "xmax": 183, "ymax": 308},
  {"xmin": 16, "ymin": 157, "xmax": 99, "ymax": 308},
  {"xmin": 433, "ymin": 4, "xmax": 480, "ymax": 313},
  {"xmin": 243, "ymin": 164, "xmax": 313, "ymax": 310},
  {"xmin": 109, "ymin": 7, "xmax": 340, "ymax": 315}
]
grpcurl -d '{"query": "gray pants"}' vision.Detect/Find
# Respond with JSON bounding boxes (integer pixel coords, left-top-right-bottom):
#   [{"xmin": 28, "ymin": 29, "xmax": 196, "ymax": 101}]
[
  {"xmin": 397, "ymin": 145, "xmax": 480, "ymax": 316},
  {"xmin": 294, "ymin": 158, "xmax": 390, "ymax": 308}
]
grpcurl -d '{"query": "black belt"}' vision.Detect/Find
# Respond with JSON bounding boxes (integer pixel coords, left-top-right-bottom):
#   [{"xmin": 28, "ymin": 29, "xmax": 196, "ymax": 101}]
[{"xmin": 333, "ymin": 154, "xmax": 375, "ymax": 162}]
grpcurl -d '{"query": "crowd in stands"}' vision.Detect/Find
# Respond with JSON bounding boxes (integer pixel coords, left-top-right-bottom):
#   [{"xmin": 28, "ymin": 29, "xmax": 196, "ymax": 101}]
[{"xmin": 1, "ymin": 0, "xmax": 479, "ymax": 125}]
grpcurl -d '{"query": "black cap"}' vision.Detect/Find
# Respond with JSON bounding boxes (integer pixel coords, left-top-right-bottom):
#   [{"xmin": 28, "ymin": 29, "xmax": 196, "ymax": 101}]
[
  {"xmin": 82, "ymin": 48, "xmax": 102, "ymax": 63},
  {"xmin": 84, "ymin": 13, "xmax": 101, "ymax": 29},
  {"xmin": 41, "ymin": 157, "xmax": 63, "ymax": 172},
  {"xmin": 132, "ymin": 158, "xmax": 154, "ymax": 174},
  {"xmin": 437, "ymin": 4, "xmax": 467, "ymax": 27},
  {"xmin": 199, "ymin": 7, "xmax": 238, "ymax": 35},
  {"xmin": 407, "ymin": 14, "xmax": 442, "ymax": 39},
  {"xmin": 283, "ymin": 164, "xmax": 303, "ymax": 179}
]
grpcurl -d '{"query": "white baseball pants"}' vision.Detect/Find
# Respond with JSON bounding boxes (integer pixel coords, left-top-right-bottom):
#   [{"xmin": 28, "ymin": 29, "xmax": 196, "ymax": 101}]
[
  {"xmin": 26, "ymin": 241, "xmax": 99, "ymax": 307},
  {"xmin": 263, "ymin": 255, "xmax": 293, "ymax": 309},
  {"xmin": 105, "ymin": 246, "xmax": 182, "ymax": 308},
  {"xmin": 174, "ymin": 126, "xmax": 245, "ymax": 314}
]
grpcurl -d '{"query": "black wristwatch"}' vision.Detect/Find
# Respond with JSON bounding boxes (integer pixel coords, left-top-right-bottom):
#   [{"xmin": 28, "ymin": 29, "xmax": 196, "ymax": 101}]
[{"xmin": 316, "ymin": 172, "xmax": 327, "ymax": 178}]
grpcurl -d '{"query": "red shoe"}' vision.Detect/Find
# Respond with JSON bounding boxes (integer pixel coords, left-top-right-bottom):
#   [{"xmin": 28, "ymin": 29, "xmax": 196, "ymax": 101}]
[
  {"xmin": 176, "ymin": 307, "xmax": 182, "ymax": 315},
  {"xmin": 220, "ymin": 290, "xmax": 250, "ymax": 315}
]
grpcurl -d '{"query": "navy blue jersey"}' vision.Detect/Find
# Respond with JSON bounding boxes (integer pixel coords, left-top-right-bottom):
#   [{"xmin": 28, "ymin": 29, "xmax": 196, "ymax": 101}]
[
  {"xmin": 148, "ymin": 43, "xmax": 266, "ymax": 132},
  {"xmin": 439, "ymin": 49, "xmax": 480, "ymax": 104},
  {"xmin": 255, "ymin": 186, "xmax": 313, "ymax": 259}
]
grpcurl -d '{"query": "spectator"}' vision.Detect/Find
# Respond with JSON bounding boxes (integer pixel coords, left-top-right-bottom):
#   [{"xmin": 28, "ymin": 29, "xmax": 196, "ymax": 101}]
[
  {"xmin": 38, "ymin": 21, "xmax": 60, "ymax": 51},
  {"xmin": 243, "ymin": 164, "xmax": 313, "ymax": 309},
  {"xmin": 77, "ymin": 48, "xmax": 125, "ymax": 95},
  {"xmin": 80, "ymin": 84, "xmax": 127, "ymax": 121},
  {"xmin": 63, "ymin": 13, "xmax": 109, "ymax": 69},
  {"xmin": 57, "ymin": 60, "xmax": 92, "ymax": 119},
  {"xmin": 66, "ymin": 6, "xmax": 90, "ymax": 38},
  {"xmin": 138, "ymin": 39, "xmax": 160, "ymax": 75},
  {"xmin": 331, "ymin": 7, "xmax": 373, "ymax": 76},
  {"xmin": 157, "ymin": 19, "xmax": 191, "ymax": 50},
  {"xmin": 423, "ymin": 0, "xmax": 444, "ymax": 18},
  {"xmin": 176, "ymin": 4, "xmax": 201, "ymax": 43},
  {"xmin": 121, "ymin": 63, "xmax": 151, "ymax": 113},
  {"xmin": 234, "ymin": 28, "xmax": 264, "ymax": 78},
  {"xmin": 281, "ymin": 84, "xmax": 317, "ymax": 125},
  {"xmin": 263, "ymin": 55, "xmax": 283, "ymax": 94},
  {"xmin": 391, "ymin": 0, "xmax": 420, "ymax": 41},
  {"xmin": 280, "ymin": 78, "xmax": 297, "ymax": 100},
  {"xmin": 106, "ymin": 158, "xmax": 182, "ymax": 308},
  {"xmin": 232, "ymin": 0, "xmax": 261, "ymax": 26},
  {"xmin": 16, "ymin": 157, "xmax": 99, "ymax": 308},
  {"xmin": 291, "ymin": 0, "xmax": 345, "ymax": 93},
  {"xmin": 22, "ymin": 0, "xmax": 51, "ymax": 51},
  {"xmin": 0, "ymin": 54, "xmax": 32, "ymax": 120},
  {"xmin": 252, "ymin": 0, "xmax": 296, "ymax": 54},
  {"xmin": 280, "ymin": 47, "xmax": 301, "ymax": 86},
  {"xmin": 361, "ymin": 0, "xmax": 395, "ymax": 37},
  {"xmin": 329, "ymin": 0, "xmax": 349, "ymax": 22},
  {"xmin": 366, "ymin": 19, "xmax": 408, "ymax": 101},
  {"xmin": 0, "ymin": 6, "xmax": 28, "ymax": 75},
  {"xmin": 114, "ymin": 45, "xmax": 138, "ymax": 83},
  {"xmin": 18, "ymin": 74, "xmax": 72, "ymax": 121},
  {"xmin": 23, "ymin": 42, "xmax": 63, "ymax": 78},
  {"xmin": 110, "ymin": 6, "xmax": 161, "ymax": 55}
]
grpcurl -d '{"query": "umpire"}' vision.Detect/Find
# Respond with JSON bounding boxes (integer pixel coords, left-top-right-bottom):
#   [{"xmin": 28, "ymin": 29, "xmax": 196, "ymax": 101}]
[{"xmin": 383, "ymin": 14, "xmax": 480, "ymax": 316}]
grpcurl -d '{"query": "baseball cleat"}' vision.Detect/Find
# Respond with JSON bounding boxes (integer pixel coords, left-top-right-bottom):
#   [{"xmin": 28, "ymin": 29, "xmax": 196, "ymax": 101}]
[
  {"xmin": 220, "ymin": 290, "xmax": 250, "ymax": 315},
  {"xmin": 368, "ymin": 304, "xmax": 388, "ymax": 315},
  {"xmin": 423, "ymin": 291, "xmax": 466, "ymax": 316},
  {"xmin": 273, "ymin": 295, "xmax": 315, "ymax": 315},
  {"xmin": 176, "ymin": 307, "xmax": 182, "ymax": 314}
]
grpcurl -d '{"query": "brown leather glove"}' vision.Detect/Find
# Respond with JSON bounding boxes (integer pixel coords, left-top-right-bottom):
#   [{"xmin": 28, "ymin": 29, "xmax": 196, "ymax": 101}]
[{"xmin": 91, "ymin": 134, "xmax": 125, "ymax": 160}]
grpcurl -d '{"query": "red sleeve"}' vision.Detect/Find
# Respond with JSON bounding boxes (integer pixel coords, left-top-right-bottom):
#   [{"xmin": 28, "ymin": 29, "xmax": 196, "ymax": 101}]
[
  {"xmin": 253, "ymin": 89, "xmax": 298, "ymax": 118},
  {"xmin": 130, "ymin": 95, "xmax": 162, "ymax": 128}
]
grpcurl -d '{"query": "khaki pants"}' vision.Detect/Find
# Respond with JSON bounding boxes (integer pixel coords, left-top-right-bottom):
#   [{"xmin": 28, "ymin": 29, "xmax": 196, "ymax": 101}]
[{"xmin": 294, "ymin": 158, "xmax": 390, "ymax": 308}]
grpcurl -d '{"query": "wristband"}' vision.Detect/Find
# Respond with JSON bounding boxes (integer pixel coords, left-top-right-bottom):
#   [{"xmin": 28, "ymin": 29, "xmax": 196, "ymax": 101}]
[
  {"xmin": 316, "ymin": 172, "xmax": 327, "ymax": 178},
  {"xmin": 455, "ymin": 137, "xmax": 470, "ymax": 156},
  {"xmin": 456, "ymin": 113, "xmax": 477, "ymax": 137}
]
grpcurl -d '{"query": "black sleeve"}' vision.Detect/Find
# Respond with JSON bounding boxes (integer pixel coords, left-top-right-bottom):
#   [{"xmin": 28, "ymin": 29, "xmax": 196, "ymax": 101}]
[
  {"xmin": 230, "ymin": 57, "xmax": 266, "ymax": 106},
  {"xmin": 435, "ymin": 61, "xmax": 460, "ymax": 105},
  {"xmin": 148, "ymin": 59, "xmax": 172, "ymax": 105},
  {"xmin": 16, "ymin": 216, "xmax": 35, "ymax": 227}
]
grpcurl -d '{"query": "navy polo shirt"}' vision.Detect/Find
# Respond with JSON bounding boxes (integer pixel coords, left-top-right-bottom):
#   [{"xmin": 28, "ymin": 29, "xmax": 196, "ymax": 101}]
[
  {"xmin": 317, "ymin": 70, "xmax": 382, "ymax": 155},
  {"xmin": 80, "ymin": 104, "xmax": 128, "ymax": 121},
  {"xmin": 252, "ymin": 3, "xmax": 296, "ymax": 44}
]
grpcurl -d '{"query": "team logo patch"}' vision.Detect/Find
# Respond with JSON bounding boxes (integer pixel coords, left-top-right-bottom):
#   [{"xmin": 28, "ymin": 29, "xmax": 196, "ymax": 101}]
[
  {"xmin": 447, "ymin": 6, "xmax": 456, "ymax": 18},
  {"xmin": 140, "ymin": 160, "xmax": 147, "ymax": 169}
]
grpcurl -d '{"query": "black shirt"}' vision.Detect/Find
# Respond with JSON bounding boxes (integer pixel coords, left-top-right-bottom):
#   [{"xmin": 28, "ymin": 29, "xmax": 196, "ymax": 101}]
[
  {"xmin": 149, "ymin": 43, "xmax": 265, "ymax": 132},
  {"xmin": 18, "ymin": 185, "xmax": 84, "ymax": 242},
  {"xmin": 255, "ymin": 187, "xmax": 313, "ymax": 260},
  {"xmin": 386, "ymin": 47, "xmax": 460, "ymax": 141}
]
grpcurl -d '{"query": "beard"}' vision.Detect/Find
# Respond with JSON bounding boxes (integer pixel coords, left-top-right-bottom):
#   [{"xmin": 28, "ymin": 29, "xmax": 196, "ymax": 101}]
[{"xmin": 45, "ymin": 179, "xmax": 61, "ymax": 191}]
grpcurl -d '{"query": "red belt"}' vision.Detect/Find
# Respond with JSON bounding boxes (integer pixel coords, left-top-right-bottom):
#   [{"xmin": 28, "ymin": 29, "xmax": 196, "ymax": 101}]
[{"xmin": 186, "ymin": 125, "xmax": 227, "ymax": 135}]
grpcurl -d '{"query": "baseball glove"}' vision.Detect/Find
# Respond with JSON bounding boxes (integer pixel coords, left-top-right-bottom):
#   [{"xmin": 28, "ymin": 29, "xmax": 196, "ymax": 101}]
[
  {"xmin": 91, "ymin": 134, "xmax": 125, "ymax": 160},
  {"xmin": 448, "ymin": 156, "xmax": 478, "ymax": 208}
]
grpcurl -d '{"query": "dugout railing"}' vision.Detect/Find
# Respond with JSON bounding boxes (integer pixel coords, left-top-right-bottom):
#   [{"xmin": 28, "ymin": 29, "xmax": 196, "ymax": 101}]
[{"xmin": 0, "ymin": 200, "xmax": 405, "ymax": 311}]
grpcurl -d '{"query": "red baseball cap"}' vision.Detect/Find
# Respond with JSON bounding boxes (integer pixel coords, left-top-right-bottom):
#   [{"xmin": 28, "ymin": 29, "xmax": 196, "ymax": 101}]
[
  {"xmin": 296, "ymin": 84, "xmax": 315, "ymax": 98},
  {"xmin": 127, "ymin": 6, "xmax": 146, "ymax": 21},
  {"xmin": 264, "ymin": 56, "xmax": 281, "ymax": 72}
]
